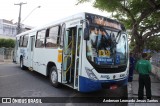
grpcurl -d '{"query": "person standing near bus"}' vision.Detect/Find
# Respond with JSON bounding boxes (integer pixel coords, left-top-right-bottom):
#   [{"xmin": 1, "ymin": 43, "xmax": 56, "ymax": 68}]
[
  {"xmin": 135, "ymin": 53, "xmax": 152, "ymax": 100},
  {"xmin": 128, "ymin": 53, "xmax": 135, "ymax": 82}
]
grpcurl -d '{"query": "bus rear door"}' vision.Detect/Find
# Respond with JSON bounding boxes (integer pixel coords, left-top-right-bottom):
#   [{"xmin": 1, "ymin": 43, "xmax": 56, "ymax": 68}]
[{"xmin": 28, "ymin": 35, "xmax": 35, "ymax": 69}]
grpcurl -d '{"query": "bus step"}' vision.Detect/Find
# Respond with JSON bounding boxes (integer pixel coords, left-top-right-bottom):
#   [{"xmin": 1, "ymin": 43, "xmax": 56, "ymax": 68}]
[{"xmin": 63, "ymin": 80, "xmax": 67, "ymax": 84}]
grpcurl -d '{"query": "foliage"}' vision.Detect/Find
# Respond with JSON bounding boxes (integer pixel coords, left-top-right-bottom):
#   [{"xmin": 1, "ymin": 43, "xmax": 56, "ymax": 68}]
[
  {"xmin": 129, "ymin": 41, "xmax": 136, "ymax": 52},
  {"xmin": 0, "ymin": 38, "xmax": 15, "ymax": 48},
  {"xmin": 77, "ymin": 0, "xmax": 160, "ymax": 53},
  {"xmin": 129, "ymin": 36, "xmax": 160, "ymax": 52},
  {"xmin": 145, "ymin": 36, "xmax": 160, "ymax": 52}
]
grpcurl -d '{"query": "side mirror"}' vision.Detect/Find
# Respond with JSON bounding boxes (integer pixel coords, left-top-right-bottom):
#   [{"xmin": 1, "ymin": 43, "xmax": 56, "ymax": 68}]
[{"xmin": 84, "ymin": 28, "xmax": 89, "ymax": 40}]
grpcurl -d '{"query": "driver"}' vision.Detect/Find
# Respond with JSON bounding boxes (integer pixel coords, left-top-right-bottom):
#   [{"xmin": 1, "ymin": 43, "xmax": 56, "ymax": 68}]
[{"xmin": 97, "ymin": 29, "xmax": 111, "ymax": 50}]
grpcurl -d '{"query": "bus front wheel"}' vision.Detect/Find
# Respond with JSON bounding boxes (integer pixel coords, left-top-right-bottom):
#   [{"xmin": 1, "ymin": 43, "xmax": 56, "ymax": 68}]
[{"xmin": 50, "ymin": 66, "xmax": 59, "ymax": 87}]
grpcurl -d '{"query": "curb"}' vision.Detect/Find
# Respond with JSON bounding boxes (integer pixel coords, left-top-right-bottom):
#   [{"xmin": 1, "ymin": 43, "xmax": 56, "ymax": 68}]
[
  {"xmin": 0, "ymin": 62, "xmax": 13, "ymax": 65},
  {"xmin": 0, "ymin": 61, "xmax": 13, "ymax": 65}
]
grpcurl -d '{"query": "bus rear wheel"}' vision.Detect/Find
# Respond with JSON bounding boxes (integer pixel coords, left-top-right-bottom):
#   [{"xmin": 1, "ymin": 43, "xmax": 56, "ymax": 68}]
[
  {"xmin": 20, "ymin": 57, "xmax": 25, "ymax": 70},
  {"xmin": 50, "ymin": 66, "xmax": 59, "ymax": 87}
]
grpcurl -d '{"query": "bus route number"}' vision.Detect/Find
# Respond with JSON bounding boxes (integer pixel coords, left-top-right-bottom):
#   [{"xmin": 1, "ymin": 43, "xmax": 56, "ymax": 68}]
[{"xmin": 98, "ymin": 50, "xmax": 110, "ymax": 57}]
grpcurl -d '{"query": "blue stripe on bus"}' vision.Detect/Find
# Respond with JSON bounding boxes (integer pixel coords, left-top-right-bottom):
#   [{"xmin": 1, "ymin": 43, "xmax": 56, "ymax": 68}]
[{"xmin": 79, "ymin": 76, "xmax": 128, "ymax": 92}]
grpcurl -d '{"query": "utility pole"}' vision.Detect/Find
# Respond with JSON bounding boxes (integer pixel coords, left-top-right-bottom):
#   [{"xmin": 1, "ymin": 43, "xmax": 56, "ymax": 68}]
[{"xmin": 14, "ymin": 2, "xmax": 27, "ymax": 34}]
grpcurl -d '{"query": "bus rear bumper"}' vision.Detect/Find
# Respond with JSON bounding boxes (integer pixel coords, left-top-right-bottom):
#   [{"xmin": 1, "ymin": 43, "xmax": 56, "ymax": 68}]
[{"xmin": 79, "ymin": 76, "xmax": 128, "ymax": 92}]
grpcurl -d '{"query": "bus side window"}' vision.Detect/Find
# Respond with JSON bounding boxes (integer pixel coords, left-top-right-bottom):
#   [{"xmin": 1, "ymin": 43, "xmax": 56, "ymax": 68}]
[
  {"xmin": 46, "ymin": 26, "xmax": 59, "ymax": 48},
  {"xmin": 60, "ymin": 23, "xmax": 66, "ymax": 47},
  {"xmin": 19, "ymin": 36, "xmax": 24, "ymax": 47},
  {"xmin": 35, "ymin": 29, "xmax": 46, "ymax": 48},
  {"xmin": 22, "ymin": 35, "xmax": 29, "ymax": 47}
]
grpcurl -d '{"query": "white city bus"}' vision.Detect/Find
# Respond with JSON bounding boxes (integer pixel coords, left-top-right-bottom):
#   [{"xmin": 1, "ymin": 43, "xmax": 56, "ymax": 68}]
[{"xmin": 14, "ymin": 12, "xmax": 129, "ymax": 93}]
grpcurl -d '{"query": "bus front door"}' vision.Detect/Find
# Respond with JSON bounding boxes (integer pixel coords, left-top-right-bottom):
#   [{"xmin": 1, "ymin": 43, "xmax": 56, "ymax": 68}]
[{"xmin": 62, "ymin": 25, "xmax": 82, "ymax": 89}]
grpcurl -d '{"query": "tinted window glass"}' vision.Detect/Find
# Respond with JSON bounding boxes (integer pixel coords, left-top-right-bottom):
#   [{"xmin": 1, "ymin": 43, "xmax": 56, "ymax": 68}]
[
  {"xmin": 23, "ymin": 35, "xmax": 28, "ymax": 47},
  {"xmin": 19, "ymin": 36, "xmax": 23, "ymax": 47},
  {"xmin": 36, "ymin": 30, "xmax": 46, "ymax": 48},
  {"xmin": 46, "ymin": 26, "xmax": 59, "ymax": 48}
]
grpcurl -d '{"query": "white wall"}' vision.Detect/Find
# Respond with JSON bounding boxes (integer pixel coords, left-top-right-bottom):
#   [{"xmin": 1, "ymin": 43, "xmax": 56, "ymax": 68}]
[{"xmin": 0, "ymin": 34, "xmax": 15, "ymax": 39}]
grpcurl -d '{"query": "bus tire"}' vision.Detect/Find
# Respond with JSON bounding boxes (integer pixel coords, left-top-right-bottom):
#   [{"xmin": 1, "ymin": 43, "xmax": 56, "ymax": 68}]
[
  {"xmin": 50, "ymin": 66, "xmax": 59, "ymax": 87},
  {"xmin": 20, "ymin": 57, "xmax": 25, "ymax": 70}
]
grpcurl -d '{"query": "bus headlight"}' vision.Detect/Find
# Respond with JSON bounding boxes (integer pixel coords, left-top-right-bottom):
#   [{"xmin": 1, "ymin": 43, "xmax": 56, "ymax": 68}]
[{"xmin": 85, "ymin": 67, "xmax": 98, "ymax": 80}]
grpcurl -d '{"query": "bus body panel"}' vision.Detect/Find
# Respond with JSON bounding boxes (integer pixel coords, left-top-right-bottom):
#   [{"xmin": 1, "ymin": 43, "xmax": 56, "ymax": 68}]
[{"xmin": 33, "ymin": 48, "xmax": 61, "ymax": 74}]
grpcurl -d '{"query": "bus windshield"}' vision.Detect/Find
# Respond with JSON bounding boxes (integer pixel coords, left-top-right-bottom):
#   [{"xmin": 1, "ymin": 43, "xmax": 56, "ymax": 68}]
[{"xmin": 86, "ymin": 26, "xmax": 128, "ymax": 66}]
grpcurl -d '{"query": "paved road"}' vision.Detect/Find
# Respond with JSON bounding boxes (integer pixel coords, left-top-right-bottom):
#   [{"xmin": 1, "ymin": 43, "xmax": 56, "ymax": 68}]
[
  {"xmin": 1, "ymin": 63, "xmax": 160, "ymax": 106},
  {"xmin": 0, "ymin": 63, "xmax": 128, "ymax": 106}
]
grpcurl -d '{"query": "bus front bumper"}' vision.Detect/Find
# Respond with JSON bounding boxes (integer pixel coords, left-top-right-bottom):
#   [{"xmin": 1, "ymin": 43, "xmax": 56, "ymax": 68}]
[{"xmin": 79, "ymin": 76, "xmax": 128, "ymax": 92}]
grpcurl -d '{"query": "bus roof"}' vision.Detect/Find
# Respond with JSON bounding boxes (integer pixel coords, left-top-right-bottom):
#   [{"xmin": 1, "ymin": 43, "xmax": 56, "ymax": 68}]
[{"xmin": 16, "ymin": 12, "xmax": 123, "ymax": 37}]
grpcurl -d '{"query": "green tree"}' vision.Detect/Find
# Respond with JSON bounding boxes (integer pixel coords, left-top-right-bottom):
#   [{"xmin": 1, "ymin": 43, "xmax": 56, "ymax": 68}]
[
  {"xmin": 77, "ymin": 0, "xmax": 160, "ymax": 53},
  {"xmin": 145, "ymin": 36, "xmax": 160, "ymax": 52},
  {"xmin": 0, "ymin": 38, "xmax": 15, "ymax": 48},
  {"xmin": 129, "ymin": 36, "xmax": 160, "ymax": 52},
  {"xmin": 0, "ymin": 39, "xmax": 5, "ymax": 47}
]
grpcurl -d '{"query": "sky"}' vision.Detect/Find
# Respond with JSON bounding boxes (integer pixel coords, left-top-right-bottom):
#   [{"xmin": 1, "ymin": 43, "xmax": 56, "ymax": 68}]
[{"xmin": 0, "ymin": 0, "xmax": 112, "ymax": 27}]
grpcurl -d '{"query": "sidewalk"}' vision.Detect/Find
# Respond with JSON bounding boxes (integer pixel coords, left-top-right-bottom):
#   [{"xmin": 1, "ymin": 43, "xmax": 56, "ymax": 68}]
[
  {"xmin": 0, "ymin": 59, "xmax": 13, "ymax": 64},
  {"xmin": 128, "ymin": 72, "xmax": 160, "ymax": 106}
]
